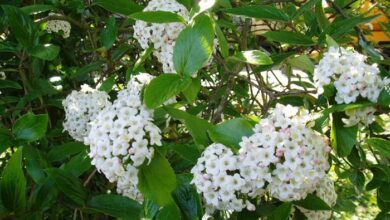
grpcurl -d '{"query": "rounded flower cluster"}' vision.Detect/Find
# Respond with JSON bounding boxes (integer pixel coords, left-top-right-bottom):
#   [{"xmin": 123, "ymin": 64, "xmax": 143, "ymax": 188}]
[
  {"xmin": 63, "ymin": 84, "xmax": 111, "ymax": 142},
  {"xmin": 133, "ymin": 0, "xmax": 189, "ymax": 73},
  {"xmin": 298, "ymin": 177, "xmax": 337, "ymax": 220},
  {"xmin": 239, "ymin": 104, "xmax": 331, "ymax": 202},
  {"xmin": 46, "ymin": 13, "xmax": 71, "ymax": 38},
  {"xmin": 342, "ymin": 106, "xmax": 376, "ymax": 127},
  {"xmin": 191, "ymin": 144, "xmax": 255, "ymax": 214},
  {"xmin": 314, "ymin": 47, "xmax": 389, "ymax": 104},
  {"xmin": 85, "ymin": 73, "xmax": 162, "ymax": 201}
]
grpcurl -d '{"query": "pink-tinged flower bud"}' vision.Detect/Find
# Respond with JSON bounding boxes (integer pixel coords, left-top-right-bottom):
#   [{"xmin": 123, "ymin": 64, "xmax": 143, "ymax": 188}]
[{"xmin": 276, "ymin": 149, "xmax": 285, "ymax": 157}]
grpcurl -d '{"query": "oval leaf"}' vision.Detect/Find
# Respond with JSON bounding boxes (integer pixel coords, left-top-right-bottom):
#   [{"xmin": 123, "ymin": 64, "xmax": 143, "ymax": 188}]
[
  {"xmin": 144, "ymin": 74, "xmax": 191, "ymax": 109},
  {"xmin": 208, "ymin": 118, "xmax": 254, "ymax": 150},
  {"xmin": 366, "ymin": 138, "xmax": 390, "ymax": 158},
  {"xmin": 29, "ymin": 44, "xmax": 60, "ymax": 61},
  {"xmin": 12, "ymin": 113, "xmax": 49, "ymax": 142},
  {"xmin": 173, "ymin": 15, "xmax": 214, "ymax": 76},
  {"xmin": 87, "ymin": 194, "xmax": 142, "ymax": 219},
  {"xmin": 230, "ymin": 50, "xmax": 273, "ymax": 65},
  {"xmin": 46, "ymin": 168, "xmax": 87, "ymax": 206},
  {"xmin": 293, "ymin": 194, "xmax": 331, "ymax": 210},
  {"xmin": 0, "ymin": 148, "xmax": 26, "ymax": 212},
  {"xmin": 138, "ymin": 151, "xmax": 177, "ymax": 206}
]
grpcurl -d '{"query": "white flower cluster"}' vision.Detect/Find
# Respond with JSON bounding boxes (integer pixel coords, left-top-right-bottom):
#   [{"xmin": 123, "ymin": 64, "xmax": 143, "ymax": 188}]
[
  {"xmin": 314, "ymin": 47, "xmax": 389, "ymax": 104},
  {"xmin": 191, "ymin": 144, "xmax": 255, "ymax": 214},
  {"xmin": 192, "ymin": 105, "xmax": 333, "ymax": 213},
  {"xmin": 298, "ymin": 177, "xmax": 337, "ymax": 220},
  {"xmin": 46, "ymin": 13, "xmax": 71, "ymax": 38},
  {"xmin": 133, "ymin": 0, "xmax": 190, "ymax": 73},
  {"xmin": 84, "ymin": 73, "xmax": 162, "ymax": 201},
  {"xmin": 342, "ymin": 106, "xmax": 376, "ymax": 127},
  {"xmin": 239, "ymin": 104, "xmax": 331, "ymax": 202},
  {"xmin": 63, "ymin": 84, "xmax": 111, "ymax": 142}
]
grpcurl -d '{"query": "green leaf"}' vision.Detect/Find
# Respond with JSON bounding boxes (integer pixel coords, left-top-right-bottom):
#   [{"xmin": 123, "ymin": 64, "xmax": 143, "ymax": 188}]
[
  {"xmin": 12, "ymin": 113, "xmax": 48, "ymax": 142},
  {"xmin": 2, "ymin": 5, "xmax": 38, "ymax": 48},
  {"xmin": 132, "ymin": 46, "xmax": 154, "ymax": 72},
  {"xmin": 230, "ymin": 50, "xmax": 273, "ymax": 65},
  {"xmin": 173, "ymin": 174, "xmax": 203, "ymax": 219},
  {"xmin": 47, "ymin": 142, "xmax": 87, "ymax": 162},
  {"xmin": 138, "ymin": 151, "xmax": 177, "ymax": 206},
  {"xmin": 288, "ymin": 55, "xmax": 314, "ymax": 74},
  {"xmin": 366, "ymin": 138, "xmax": 390, "ymax": 158},
  {"xmin": 315, "ymin": 1, "xmax": 329, "ymax": 30},
  {"xmin": 129, "ymin": 11, "xmax": 186, "ymax": 23},
  {"xmin": 376, "ymin": 212, "xmax": 390, "ymax": 220},
  {"xmin": 294, "ymin": 194, "xmax": 331, "ymax": 210},
  {"xmin": 208, "ymin": 118, "xmax": 254, "ymax": 150},
  {"xmin": 171, "ymin": 143, "xmax": 201, "ymax": 164},
  {"xmin": 331, "ymin": 113, "xmax": 358, "ymax": 157},
  {"xmin": 215, "ymin": 22, "xmax": 229, "ymax": 58},
  {"xmin": 224, "ymin": 5, "xmax": 289, "ymax": 22},
  {"xmin": 87, "ymin": 194, "xmax": 142, "ymax": 219},
  {"xmin": 21, "ymin": 4, "xmax": 55, "ymax": 15},
  {"xmin": 0, "ymin": 80, "xmax": 22, "ymax": 90},
  {"xmin": 349, "ymin": 170, "xmax": 365, "ymax": 191},
  {"xmin": 268, "ymin": 202, "xmax": 292, "ymax": 220},
  {"xmin": 156, "ymin": 201, "xmax": 181, "ymax": 220},
  {"xmin": 63, "ymin": 152, "xmax": 92, "ymax": 177},
  {"xmin": 144, "ymin": 74, "xmax": 191, "ymax": 109},
  {"xmin": 325, "ymin": 35, "xmax": 339, "ymax": 48},
  {"xmin": 98, "ymin": 75, "xmax": 116, "ymax": 93},
  {"xmin": 320, "ymin": 102, "xmax": 374, "ymax": 117},
  {"xmin": 24, "ymin": 145, "xmax": 46, "ymax": 184},
  {"xmin": 173, "ymin": 15, "xmax": 214, "ymax": 76},
  {"xmin": 325, "ymin": 15, "xmax": 378, "ymax": 39},
  {"xmin": 100, "ymin": 17, "xmax": 118, "ymax": 49},
  {"xmin": 0, "ymin": 128, "xmax": 13, "ymax": 154},
  {"xmin": 29, "ymin": 44, "xmax": 60, "ymax": 61},
  {"xmin": 333, "ymin": 197, "xmax": 357, "ymax": 212},
  {"xmin": 72, "ymin": 61, "xmax": 104, "ymax": 79},
  {"xmin": 165, "ymin": 107, "xmax": 212, "ymax": 147},
  {"xmin": 0, "ymin": 42, "xmax": 19, "ymax": 53},
  {"xmin": 378, "ymin": 87, "xmax": 390, "ymax": 106},
  {"xmin": 377, "ymin": 192, "xmax": 390, "ymax": 213},
  {"xmin": 378, "ymin": 183, "xmax": 390, "ymax": 202},
  {"xmin": 291, "ymin": 0, "xmax": 320, "ymax": 19},
  {"xmin": 183, "ymin": 77, "xmax": 201, "ymax": 102},
  {"xmin": 0, "ymin": 148, "xmax": 26, "ymax": 212},
  {"xmin": 263, "ymin": 31, "xmax": 315, "ymax": 46},
  {"xmin": 94, "ymin": 0, "xmax": 143, "ymax": 15},
  {"xmin": 190, "ymin": 0, "xmax": 216, "ymax": 18},
  {"xmin": 46, "ymin": 168, "xmax": 87, "ymax": 206}
]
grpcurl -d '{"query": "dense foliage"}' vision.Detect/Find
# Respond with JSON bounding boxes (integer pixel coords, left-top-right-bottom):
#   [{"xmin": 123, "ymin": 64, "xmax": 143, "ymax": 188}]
[{"xmin": 0, "ymin": 0, "xmax": 389, "ymax": 219}]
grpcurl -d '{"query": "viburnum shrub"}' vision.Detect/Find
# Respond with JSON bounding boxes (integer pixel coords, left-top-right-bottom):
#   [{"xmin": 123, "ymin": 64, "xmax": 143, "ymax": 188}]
[{"xmin": 0, "ymin": 0, "xmax": 389, "ymax": 219}]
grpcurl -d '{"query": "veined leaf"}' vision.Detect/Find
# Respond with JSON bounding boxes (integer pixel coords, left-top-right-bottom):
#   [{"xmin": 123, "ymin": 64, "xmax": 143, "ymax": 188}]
[
  {"xmin": 143, "ymin": 74, "xmax": 191, "ymax": 109},
  {"xmin": 263, "ymin": 31, "xmax": 315, "ymax": 46},
  {"xmin": 224, "ymin": 5, "xmax": 289, "ymax": 22}
]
